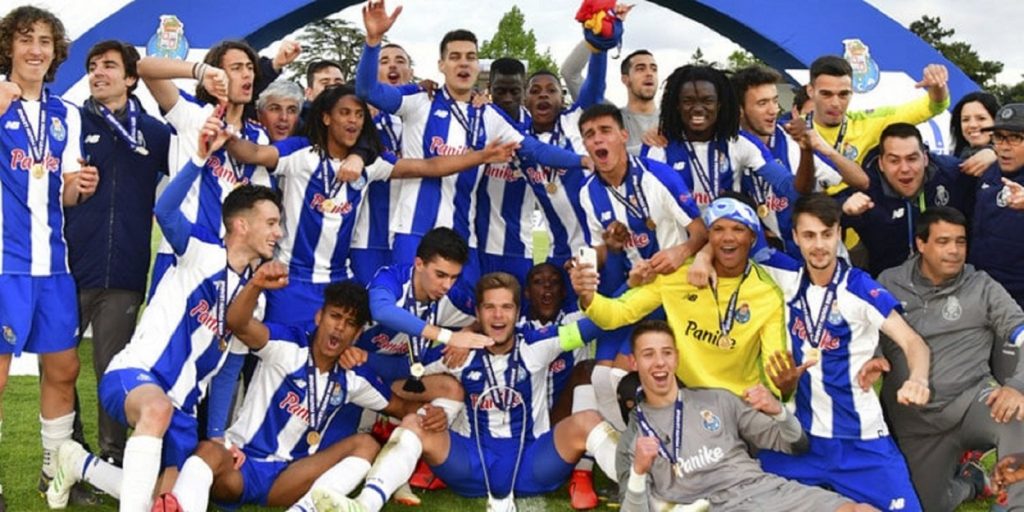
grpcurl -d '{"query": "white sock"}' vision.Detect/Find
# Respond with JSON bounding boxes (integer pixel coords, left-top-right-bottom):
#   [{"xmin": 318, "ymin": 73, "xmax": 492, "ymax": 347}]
[
  {"xmin": 572, "ymin": 385, "xmax": 598, "ymax": 471},
  {"xmin": 585, "ymin": 421, "xmax": 620, "ymax": 481},
  {"xmin": 290, "ymin": 457, "xmax": 371, "ymax": 511},
  {"xmin": 40, "ymin": 412, "xmax": 75, "ymax": 478},
  {"xmin": 591, "ymin": 366, "xmax": 627, "ymax": 430},
  {"xmin": 357, "ymin": 428, "xmax": 423, "ymax": 512},
  {"xmin": 120, "ymin": 435, "xmax": 163, "ymax": 511},
  {"xmin": 80, "ymin": 452, "xmax": 122, "ymax": 498},
  {"xmin": 171, "ymin": 455, "xmax": 213, "ymax": 512},
  {"xmin": 430, "ymin": 398, "xmax": 465, "ymax": 425}
]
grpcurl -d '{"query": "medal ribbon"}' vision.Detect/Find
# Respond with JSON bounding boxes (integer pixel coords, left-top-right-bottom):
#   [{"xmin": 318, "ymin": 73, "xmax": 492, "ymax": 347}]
[
  {"xmin": 807, "ymin": 112, "xmax": 847, "ymax": 152},
  {"xmin": 683, "ymin": 138, "xmax": 718, "ymax": 197},
  {"xmin": 481, "ymin": 333, "xmax": 523, "ymax": 411},
  {"xmin": 15, "ymin": 90, "xmax": 49, "ymax": 165},
  {"xmin": 97, "ymin": 98, "xmax": 146, "ymax": 154},
  {"xmin": 797, "ymin": 259, "xmax": 847, "ymax": 349},
  {"xmin": 605, "ymin": 157, "xmax": 655, "ymax": 227},
  {"xmin": 320, "ymin": 157, "xmax": 345, "ymax": 199},
  {"xmin": 379, "ymin": 113, "xmax": 402, "ymax": 156},
  {"xmin": 530, "ymin": 115, "xmax": 564, "ymax": 186},
  {"xmin": 404, "ymin": 268, "xmax": 440, "ymax": 369},
  {"xmin": 634, "ymin": 388, "xmax": 684, "ymax": 469},
  {"xmin": 214, "ymin": 264, "xmax": 252, "ymax": 349},
  {"xmin": 709, "ymin": 262, "xmax": 753, "ymax": 340},
  {"xmin": 306, "ymin": 351, "xmax": 342, "ymax": 438},
  {"xmin": 442, "ymin": 87, "xmax": 482, "ymax": 150}
]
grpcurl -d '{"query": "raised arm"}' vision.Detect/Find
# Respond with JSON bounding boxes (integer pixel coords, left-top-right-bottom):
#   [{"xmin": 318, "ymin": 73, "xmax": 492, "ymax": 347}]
[
  {"xmin": 137, "ymin": 56, "xmax": 228, "ymax": 112},
  {"xmin": 574, "ymin": 47, "xmax": 608, "ymax": 109},
  {"xmin": 355, "ymin": 0, "xmax": 404, "ymax": 112},
  {"xmin": 225, "ymin": 135, "xmax": 281, "ymax": 168},
  {"xmin": 369, "ymin": 283, "xmax": 493, "ymax": 349},
  {"xmin": 390, "ymin": 140, "xmax": 519, "ymax": 179},
  {"xmin": 225, "ymin": 261, "xmax": 289, "ymax": 350}
]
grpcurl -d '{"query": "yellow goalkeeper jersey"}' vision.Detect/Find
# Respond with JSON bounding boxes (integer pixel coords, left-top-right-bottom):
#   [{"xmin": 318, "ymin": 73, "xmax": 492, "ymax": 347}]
[{"xmin": 585, "ymin": 261, "xmax": 787, "ymax": 397}]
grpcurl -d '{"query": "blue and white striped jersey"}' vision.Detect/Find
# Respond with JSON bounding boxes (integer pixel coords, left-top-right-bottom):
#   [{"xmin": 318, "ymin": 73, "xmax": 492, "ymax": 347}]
[
  {"xmin": 353, "ymin": 111, "xmax": 409, "ymax": 253},
  {"xmin": 226, "ymin": 323, "xmax": 391, "ymax": 462},
  {"xmin": 427, "ymin": 325, "xmax": 568, "ymax": 442},
  {"xmin": 641, "ymin": 135, "xmax": 770, "ymax": 210},
  {"xmin": 358, "ymin": 263, "xmax": 476, "ymax": 356},
  {"xmin": 155, "ymin": 91, "xmax": 274, "ymax": 260},
  {"xmin": 579, "ymin": 156, "xmax": 701, "ymax": 266},
  {"xmin": 758, "ymin": 252, "xmax": 900, "ymax": 440},
  {"xmin": 0, "ymin": 92, "xmax": 82, "ymax": 275},
  {"xmin": 274, "ymin": 144, "xmax": 395, "ymax": 284},
  {"xmin": 106, "ymin": 224, "xmax": 253, "ymax": 417}
]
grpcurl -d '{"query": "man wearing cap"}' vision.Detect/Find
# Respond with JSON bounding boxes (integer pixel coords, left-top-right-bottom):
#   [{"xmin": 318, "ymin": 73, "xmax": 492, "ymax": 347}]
[
  {"xmin": 971, "ymin": 103, "xmax": 1024, "ymax": 309},
  {"xmin": 839, "ymin": 122, "xmax": 972, "ymax": 277},
  {"xmin": 874, "ymin": 206, "xmax": 1024, "ymax": 511},
  {"xmin": 573, "ymin": 196, "xmax": 788, "ymax": 398},
  {"xmin": 690, "ymin": 193, "xmax": 930, "ymax": 510}
]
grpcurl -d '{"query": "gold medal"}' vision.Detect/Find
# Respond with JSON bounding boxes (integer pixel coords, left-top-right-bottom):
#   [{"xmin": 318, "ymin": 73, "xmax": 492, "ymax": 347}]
[
  {"xmin": 757, "ymin": 204, "xmax": 769, "ymax": 218},
  {"xmin": 805, "ymin": 347, "xmax": 821, "ymax": 363},
  {"xmin": 321, "ymin": 199, "xmax": 335, "ymax": 212},
  {"xmin": 410, "ymin": 362, "xmax": 425, "ymax": 379},
  {"xmin": 717, "ymin": 334, "xmax": 732, "ymax": 350},
  {"xmin": 306, "ymin": 430, "xmax": 321, "ymax": 446},
  {"xmin": 218, "ymin": 337, "xmax": 228, "ymax": 352},
  {"xmin": 546, "ymin": 181, "xmax": 558, "ymax": 194},
  {"xmin": 31, "ymin": 163, "xmax": 44, "ymax": 179},
  {"xmin": 645, "ymin": 218, "xmax": 657, "ymax": 231}
]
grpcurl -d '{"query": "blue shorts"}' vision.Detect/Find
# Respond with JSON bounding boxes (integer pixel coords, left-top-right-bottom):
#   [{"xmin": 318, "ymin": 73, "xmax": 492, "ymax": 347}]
[
  {"xmin": 98, "ymin": 368, "xmax": 199, "ymax": 469},
  {"xmin": 236, "ymin": 454, "xmax": 289, "ymax": 506},
  {"xmin": 432, "ymin": 430, "xmax": 574, "ymax": 498},
  {"xmin": 148, "ymin": 252, "xmax": 176, "ymax": 303},
  {"xmin": 479, "ymin": 253, "xmax": 533, "ymax": 287},
  {"xmin": 364, "ymin": 352, "xmax": 412, "ymax": 384},
  {"xmin": 0, "ymin": 274, "xmax": 78, "ymax": 356},
  {"xmin": 759, "ymin": 435, "xmax": 922, "ymax": 511},
  {"xmin": 350, "ymin": 248, "xmax": 392, "ymax": 286},
  {"xmin": 264, "ymin": 280, "xmax": 328, "ymax": 326}
]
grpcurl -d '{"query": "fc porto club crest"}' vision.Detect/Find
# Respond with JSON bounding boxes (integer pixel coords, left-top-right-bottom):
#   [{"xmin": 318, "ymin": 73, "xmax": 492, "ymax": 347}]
[
  {"xmin": 328, "ymin": 384, "xmax": 344, "ymax": 406},
  {"xmin": 700, "ymin": 409, "xmax": 721, "ymax": 432},
  {"xmin": 735, "ymin": 303, "xmax": 751, "ymax": 324},
  {"xmin": 843, "ymin": 39, "xmax": 880, "ymax": 93},
  {"xmin": 942, "ymin": 295, "xmax": 962, "ymax": 321},
  {"xmin": 827, "ymin": 302, "xmax": 843, "ymax": 325},
  {"xmin": 2, "ymin": 325, "xmax": 15, "ymax": 345},
  {"xmin": 935, "ymin": 185, "xmax": 950, "ymax": 206},
  {"xmin": 50, "ymin": 117, "xmax": 66, "ymax": 142},
  {"xmin": 997, "ymin": 186, "xmax": 1011, "ymax": 208},
  {"xmin": 147, "ymin": 15, "xmax": 190, "ymax": 60}
]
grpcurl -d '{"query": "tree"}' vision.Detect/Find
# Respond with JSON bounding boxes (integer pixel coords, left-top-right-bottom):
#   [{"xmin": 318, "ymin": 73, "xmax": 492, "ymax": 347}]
[
  {"xmin": 687, "ymin": 47, "xmax": 718, "ymax": 67},
  {"xmin": 726, "ymin": 50, "xmax": 764, "ymax": 71},
  {"xmin": 909, "ymin": 15, "xmax": 1003, "ymax": 89},
  {"xmin": 283, "ymin": 17, "xmax": 372, "ymax": 85},
  {"xmin": 478, "ymin": 6, "xmax": 559, "ymax": 76}
]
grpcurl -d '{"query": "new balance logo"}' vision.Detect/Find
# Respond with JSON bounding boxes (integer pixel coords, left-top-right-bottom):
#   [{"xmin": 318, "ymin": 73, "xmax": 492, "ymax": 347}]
[
  {"xmin": 4, "ymin": 121, "xmax": 19, "ymax": 130},
  {"xmin": 433, "ymin": 110, "xmax": 448, "ymax": 118},
  {"xmin": 84, "ymin": 134, "xmax": 101, "ymax": 144},
  {"xmin": 888, "ymin": 497, "xmax": 905, "ymax": 510}
]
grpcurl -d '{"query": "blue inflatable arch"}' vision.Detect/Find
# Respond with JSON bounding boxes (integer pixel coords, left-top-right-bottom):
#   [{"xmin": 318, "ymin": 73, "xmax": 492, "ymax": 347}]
[{"xmin": 53, "ymin": 0, "xmax": 979, "ymax": 102}]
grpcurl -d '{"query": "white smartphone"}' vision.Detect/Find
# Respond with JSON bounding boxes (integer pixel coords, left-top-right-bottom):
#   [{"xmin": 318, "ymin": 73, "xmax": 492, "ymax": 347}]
[{"xmin": 577, "ymin": 246, "xmax": 597, "ymax": 269}]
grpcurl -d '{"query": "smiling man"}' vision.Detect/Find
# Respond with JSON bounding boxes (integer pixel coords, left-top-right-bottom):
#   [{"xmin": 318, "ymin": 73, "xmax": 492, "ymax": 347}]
[
  {"xmin": 874, "ymin": 207, "xmax": 1024, "ymax": 511},
  {"xmin": 256, "ymin": 80, "xmax": 303, "ymax": 142},
  {"xmin": 575, "ymin": 197, "xmax": 786, "ymax": 398},
  {"xmin": 840, "ymin": 123, "xmax": 972, "ymax": 276}
]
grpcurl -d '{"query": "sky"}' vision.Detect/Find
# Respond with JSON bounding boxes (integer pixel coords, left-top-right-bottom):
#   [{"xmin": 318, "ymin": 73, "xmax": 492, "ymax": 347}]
[{"xmin": 308, "ymin": 0, "xmax": 1024, "ymax": 106}]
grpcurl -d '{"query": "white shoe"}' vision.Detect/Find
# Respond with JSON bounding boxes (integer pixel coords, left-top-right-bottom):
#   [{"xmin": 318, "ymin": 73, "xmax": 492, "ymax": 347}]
[
  {"xmin": 45, "ymin": 440, "xmax": 86, "ymax": 509},
  {"xmin": 311, "ymin": 488, "xmax": 367, "ymax": 512},
  {"xmin": 392, "ymin": 482, "xmax": 421, "ymax": 506}
]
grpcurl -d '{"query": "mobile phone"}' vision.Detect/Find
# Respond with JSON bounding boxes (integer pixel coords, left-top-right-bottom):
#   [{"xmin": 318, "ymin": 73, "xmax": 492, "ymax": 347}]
[{"xmin": 578, "ymin": 246, "xmax": 597, "ymax": 269}]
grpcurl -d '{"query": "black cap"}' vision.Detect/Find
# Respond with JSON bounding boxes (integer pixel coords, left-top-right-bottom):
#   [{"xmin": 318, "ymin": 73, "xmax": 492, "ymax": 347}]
[{"xmin": 984, "ymin": 103, "xmax": 1024, "ymax": 133}]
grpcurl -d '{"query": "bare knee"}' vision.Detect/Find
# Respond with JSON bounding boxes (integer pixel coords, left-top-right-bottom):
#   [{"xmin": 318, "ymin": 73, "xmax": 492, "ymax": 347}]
[
  {"xmin": 349, "ymin": 433, "xmax": 381, "ymax": 459},
  {"xmin": 193, "ymin": 440, "xmax": 230, "ymax": 473},
  {"xmin": 570, "ymin": 409, "xmax": 602, "ymax": 430},
  {"xmin": 135, "ymin": 396, "xmax": 174, "ymax": 435},
  {"xmin": 427, "ymin": 374, "xmax": 464, "ymax": 401},
  {"xmin": 41, "ymin": 351, "xmax": 80, "ymax": 388}
]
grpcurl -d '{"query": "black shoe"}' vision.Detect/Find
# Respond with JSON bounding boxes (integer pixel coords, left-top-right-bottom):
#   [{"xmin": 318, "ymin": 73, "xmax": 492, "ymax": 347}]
[
  {"xmin": 70, "ymin": 481, "xmax": 103, "ymax": 506},
  {"xmin": 0, "ymin": 490, "xmax": 7, "ymax": 512},
  {"xmin": 38, "ymin": 470, "xmax": 50, "ymax": 494}
]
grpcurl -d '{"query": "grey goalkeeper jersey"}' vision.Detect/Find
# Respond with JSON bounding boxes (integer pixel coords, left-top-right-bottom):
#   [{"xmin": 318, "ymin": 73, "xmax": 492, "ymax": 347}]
[
  {"xmin": 616, "ymin": 387, "xmax": 806, "ymax": 509},
  {"xmin": 878, "ymin": 256, "xmax": 1024, "ymax": 435}
]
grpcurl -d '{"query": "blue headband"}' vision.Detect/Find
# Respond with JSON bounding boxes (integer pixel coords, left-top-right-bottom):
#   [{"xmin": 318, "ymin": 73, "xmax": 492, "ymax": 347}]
[{"xmin": 702, "ymin": 198, "xmax": 761, "ymax": 236}]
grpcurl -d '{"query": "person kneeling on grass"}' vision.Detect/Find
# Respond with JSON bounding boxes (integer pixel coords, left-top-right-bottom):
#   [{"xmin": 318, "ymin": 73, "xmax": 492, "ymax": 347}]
[
  {"xmin": 317, "ymin": 272, "xmax": 621, "ymax": 511},
  {"xmin": 619, "ymin": 319, "xmax": 878, "ymax": 512}
]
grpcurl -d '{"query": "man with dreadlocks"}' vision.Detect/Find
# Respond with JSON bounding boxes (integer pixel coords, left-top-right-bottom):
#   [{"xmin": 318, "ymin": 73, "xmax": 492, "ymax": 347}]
[{"xmin": 641, "ymin": 65, "xmax": 798, "ymax": 221}]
